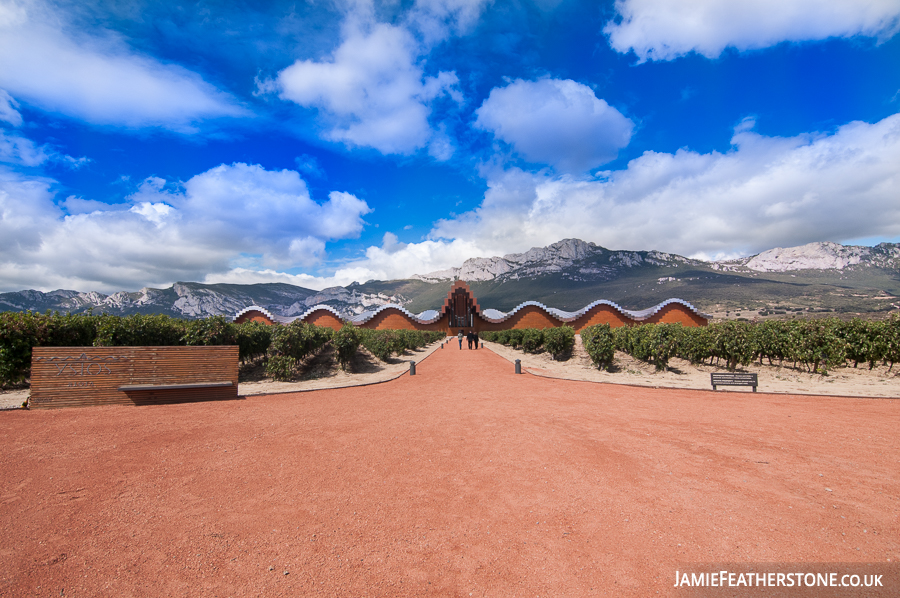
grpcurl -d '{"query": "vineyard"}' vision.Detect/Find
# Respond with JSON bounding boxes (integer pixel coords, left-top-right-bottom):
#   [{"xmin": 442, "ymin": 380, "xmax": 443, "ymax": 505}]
[
  {"xmin": 486, "ymin": 315, "xmax": 900, "ymax": 375},
  {"xmin": 0, "ymin": 312, "xmax": 444, "ymax": 386},
  {"xmin": 480, "ymin": 327, "xmax": 577, "ymax": 360},
  {"xmin": 5, "ymin": 311, "xmax": 900, "ymax": 388}
]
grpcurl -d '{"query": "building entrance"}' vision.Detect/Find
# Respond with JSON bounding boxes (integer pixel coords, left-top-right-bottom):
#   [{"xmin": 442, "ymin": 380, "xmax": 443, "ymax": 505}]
[{"xmin": 448, "ymin": 284, "xmax": 475, "ymax": 329}]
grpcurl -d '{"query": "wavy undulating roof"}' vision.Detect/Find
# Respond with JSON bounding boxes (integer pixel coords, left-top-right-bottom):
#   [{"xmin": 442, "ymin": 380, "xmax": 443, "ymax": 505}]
[
  {"xmin": 347, "ymin": 306, "xmax": 442, "ymax": 326},
  {"xmin": 233, "ymin": 304, "xmax": 344, "ymax": 325},
  {"xmin": 235, "ymin": 298, "xmax": 709, "ymax": 326},
  {"xmin": 233, "ymin": 305, "xmax": 289, "ymax": 324},
  {"xmin": 478, "ymin": 297, "xmax": 709, "ymax": 324}
]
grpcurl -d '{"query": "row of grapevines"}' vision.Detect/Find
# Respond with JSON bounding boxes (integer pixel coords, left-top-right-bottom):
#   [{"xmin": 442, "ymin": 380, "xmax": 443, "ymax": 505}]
[
  {"xmin": 358, "ymin": 329, "xmax": 445, "ymax": 362},
  {"xmin": 480, "ymin": 327, "xmax": 576, "ymax": 360},
  {"xmin": 582, "ymin": 315, "xmax": 900, "ymax": 374},
  {"xmin": 0, "ymin": 312, "xmax": 277, "ymax": 386},
  {"xmin": 1, "ymin": 310, "xmax": 449, "ymax": 386}
]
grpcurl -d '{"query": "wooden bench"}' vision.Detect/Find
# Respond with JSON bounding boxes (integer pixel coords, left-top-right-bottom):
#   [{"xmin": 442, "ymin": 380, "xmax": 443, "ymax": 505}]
[
  {"xmin": 711, "ymin": 372, "xmax": 758, "ymax": 392},
  {"xmin": 30, "ymin": 346, "xmax": 238, "ymax": 408}
]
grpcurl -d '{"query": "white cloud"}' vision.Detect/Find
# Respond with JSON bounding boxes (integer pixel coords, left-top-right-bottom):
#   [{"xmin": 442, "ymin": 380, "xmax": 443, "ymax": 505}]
[
  {"xmin": 0, "ymin": 1, "xmax": 248, "ymax": 131},
  {"xmin": 407, "ymin": 0, "xmax": 491, "ymax": 44},
  {"xmin": 0, "ymin": 89, "xmax": 23, "ymax": 126},
  {"xmin": 269, "ymin": 7, "xmax": 462, "ymax": 155},
  {"xmin": 167, "ymin": 164, "xmax": 371, "ymax": 258},
  {"xmin": 433, "ymin": 112, "xmax": 900, "ymax": 258},
  {"xmin": 0, "ymin": 130, "xmax": 51, "ymax": 166},
  {"xmin": 0, "ymin": 163, "xmax": 371, "ymax": 292},
  {"xmin": 295, "ymin": 154, "xmax": 325, "ymax": 179},
  {"xmin": 61, "ymin": 195, "xmax": 129, "ymax": 215},
  {"xmin": 203, "ymin": 268, "xmax": 341, "ymax": 289},
  {"xmin": 206, "ymin": 233, "xmax": 488, "ymax": 290},
  {"xmin": 605, "ymin": 0, "xmax": 900, "ymax": 62},
  {"xmin": 474, "ymin": 78, "xmax": 634, "ymax": 172}
]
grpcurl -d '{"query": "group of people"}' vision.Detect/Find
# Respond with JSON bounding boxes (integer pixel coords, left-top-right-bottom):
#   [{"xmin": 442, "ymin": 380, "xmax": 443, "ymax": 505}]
[{"xmin": 457, "ymin": 329, "xmax": 480, "ymax": 350}]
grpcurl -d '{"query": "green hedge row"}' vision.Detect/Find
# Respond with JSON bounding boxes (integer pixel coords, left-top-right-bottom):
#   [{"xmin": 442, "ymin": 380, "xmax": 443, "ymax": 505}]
[
  {"xmin": 256, "ymin": 327, "xmax": 445, "ymax": 380},
  {"xmin": 359, "ymin": 329, "xmax": 446, "ymax": 362},
  {"xmin": 480, "ymin": 327, "xmax": 575, "ymax": 360},
  {"xmin": 0, "ymin": 312, "xmax": 276, "ymax": 386},
  {"xmin": 0, "ymin": 311, "xmax": 447, "ymax": 386},
  {"xmin": 578, "ymin": 315, "xmax": 900, "ymax": 374}
]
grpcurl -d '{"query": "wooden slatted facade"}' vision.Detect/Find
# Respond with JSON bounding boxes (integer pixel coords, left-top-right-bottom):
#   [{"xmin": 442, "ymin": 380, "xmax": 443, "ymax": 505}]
[{"xmin": 30, "ymin": 346, "xmax": 239, "ymax": 409}]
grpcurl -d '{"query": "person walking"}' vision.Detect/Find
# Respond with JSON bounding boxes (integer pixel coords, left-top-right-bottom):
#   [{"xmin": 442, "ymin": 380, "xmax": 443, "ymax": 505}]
[
  {"xmin": 457, "ymin": 330, "xmax": 463, "ymax": 349},
  {"xmin": 474, "ymin": 331, "xmax": 480, "ymax": 349}
]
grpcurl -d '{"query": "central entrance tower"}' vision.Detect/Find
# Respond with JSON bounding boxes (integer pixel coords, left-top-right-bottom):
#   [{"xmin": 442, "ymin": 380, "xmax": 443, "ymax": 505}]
[{"xmin": 442, "ymin": 280, "xmax": 480, "ymax": 331}]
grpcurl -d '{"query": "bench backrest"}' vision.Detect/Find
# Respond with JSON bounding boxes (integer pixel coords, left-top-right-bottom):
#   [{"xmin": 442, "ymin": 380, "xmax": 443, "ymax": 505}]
[
  {"xmin": 30, "ymin": 346, "xmax": 239, "ymax": 408},
  {"xmin": 710, "ymin": 372, "xmax": 758, "ymax": 385}
]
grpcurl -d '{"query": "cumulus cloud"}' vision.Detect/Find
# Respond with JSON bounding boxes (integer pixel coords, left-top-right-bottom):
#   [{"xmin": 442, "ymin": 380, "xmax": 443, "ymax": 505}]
[
  {"xmin": 434, "ymin": 112, "xmax": 900, "ymax": 258},
  {"xmin": 205, "ymin": 233, "xmax": 488, "ymax": 290},
  {"xmin": 474, "ymin": 78, "xmax": 634, "ymax": 172},
  {"xmin": 0, "ymin": 1, "xmax": 248, "ymax": 131},
  {"xmin": 265, "ymin": 0, "xmax": 481, "ymax": 156},
  {"xmin": 129, "ymin": 163, "xmax": 372, "ymax": 268},
  {"xmin": 270, "ymin": 15, "xmax": 461, "ymax": 155},
  {"xmin": 605, "ymin": 0, "xmax": 900, "ymax": 62},
  {"xmin": 0, "ymin": 163, "xmax": 371, "ymax": 292}
]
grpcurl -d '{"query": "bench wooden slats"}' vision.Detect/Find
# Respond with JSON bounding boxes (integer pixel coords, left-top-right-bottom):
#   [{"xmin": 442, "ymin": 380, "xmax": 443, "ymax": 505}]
[{"xmin": 711, "ymin": 372, "xmax": 758, "ymax": 392}]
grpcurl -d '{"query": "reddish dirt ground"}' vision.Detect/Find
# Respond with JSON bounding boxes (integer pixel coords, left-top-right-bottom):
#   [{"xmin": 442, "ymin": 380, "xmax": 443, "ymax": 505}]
[{"xmin": 1, "ymin": 343, "xmax": 898, "ymax": 597}]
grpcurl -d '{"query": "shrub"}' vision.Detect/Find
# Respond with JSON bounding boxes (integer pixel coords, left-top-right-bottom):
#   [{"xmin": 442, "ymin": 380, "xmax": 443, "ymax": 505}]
[
  {"xmin": 581, "ymin": 324, "xmax": 615, "ymax": 370},
  {"xmin": 94, "ymin": 313, "xmax": 186, "ymax": 347},
  {"xmin": 648, "ymin": 323, "xmax": 682, "ymax": 371},
  {"xmin": 543, "ymin": 326, "xmax": 575, "ymax": 360},
  {"xmin": 0, "ymin": 311, "xmax": 51, "ymax": 386},
  {"xmin": 521, "ymin": 328, "xmax": 544, "ymax": 353},
  {"xmin": 709, "ymin": 320, "xmax": 755, "ymax": 371},
  {"xmin": 268, "ymin": 320, "xmax": 332, "ymax": 362},
  {"xmin": 182, "ymin": 316, "xmax": 236, "ymax": 347},
  {"xmin": 265, "ymin": 355, "xmax": 297, "ymax": 382},
  {"xmin": 360, "ymin": 329, "xmax": 393, "ymax": 361},
  {"xmin": 234, "ymin": 321, "xmax": 273, "ymax": 363},
  {"xmin": 332, "ymin": 325, "xmax": 361, "ymax": 370},
  {"xmin": 506, "ymin": 329, "xmax": 525, "ymax": 349},
  {"xmin": 677, "ymin": 326, "xmax": 713, "ymax": 365}
]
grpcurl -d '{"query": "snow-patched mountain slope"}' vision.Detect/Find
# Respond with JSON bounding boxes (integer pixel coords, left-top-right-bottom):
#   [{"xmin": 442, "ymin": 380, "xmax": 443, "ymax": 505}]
[{"xmin": 718, "ymin": 242, "xmax": 900, "ymax": 272}]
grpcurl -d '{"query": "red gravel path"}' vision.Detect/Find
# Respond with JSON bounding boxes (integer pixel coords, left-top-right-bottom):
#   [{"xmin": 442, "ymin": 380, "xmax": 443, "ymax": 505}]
[{"xmin": 1, "ymin": 343, "xmax": 898, "ymax": 597}]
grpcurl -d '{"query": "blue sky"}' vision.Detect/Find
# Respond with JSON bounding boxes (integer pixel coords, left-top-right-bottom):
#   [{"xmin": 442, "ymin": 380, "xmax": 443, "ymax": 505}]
[{"xmin": 1, "ymin": 0, "xmax": 899, "ymax": 293}]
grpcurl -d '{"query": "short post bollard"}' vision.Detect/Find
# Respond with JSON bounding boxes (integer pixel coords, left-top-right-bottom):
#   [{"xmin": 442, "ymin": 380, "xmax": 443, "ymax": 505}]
[
  {"xmin": 515, "ymin": 359, "xmax": 521, "ymax": 374},
  {"xmin": 410, "ymin": 361, "xmax": 416, "ymax": 376}
]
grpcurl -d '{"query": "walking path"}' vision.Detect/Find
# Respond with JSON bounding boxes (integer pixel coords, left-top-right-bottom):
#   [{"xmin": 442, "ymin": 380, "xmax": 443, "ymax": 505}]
[{"xmin": 1, "ymin": 343, "xmax": 897, "ymax": 596}]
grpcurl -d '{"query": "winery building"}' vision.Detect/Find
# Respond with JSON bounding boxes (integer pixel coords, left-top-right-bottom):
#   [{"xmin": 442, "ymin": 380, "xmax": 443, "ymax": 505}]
[{"xmin": 233, "ymin": 281, "xmax": 709, "ymax": 333}]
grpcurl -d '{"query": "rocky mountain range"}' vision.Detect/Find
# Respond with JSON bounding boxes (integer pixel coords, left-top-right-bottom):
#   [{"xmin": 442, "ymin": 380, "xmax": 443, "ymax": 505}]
[
  {"xmin": 2, "ymin": 239, "xmax": 899, "ymax": 320},
  {"xmin": 0, "ymin": 281, "xmax": 409, "ymax": 321},
  {"xmin": 415, "ymin": 239, "xmax": 900, "ymax": 281},
  {"xmin": 414, "ymin": 238, "xmax": 700, "ymax": 283}
]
